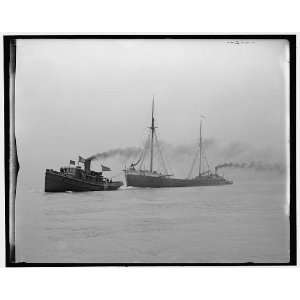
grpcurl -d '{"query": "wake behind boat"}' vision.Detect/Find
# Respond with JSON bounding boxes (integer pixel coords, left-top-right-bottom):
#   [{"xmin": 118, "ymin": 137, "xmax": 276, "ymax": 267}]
[{"xmin": 124, "ymin": 99, "xmax": 233, "ymax": 188}]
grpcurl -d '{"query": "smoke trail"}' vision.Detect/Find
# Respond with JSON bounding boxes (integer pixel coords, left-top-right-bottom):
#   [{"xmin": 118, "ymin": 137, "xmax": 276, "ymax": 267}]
[
  {"xmin": 87, "ymin": 147, "xmax": 142, "ymax": 161},
  {"xmin": 86, "ymin": 139, "xmax": 286, "ymax": 176},
  {"xmin": 214, "ymin": 161, "xmax": 285, "ymax": 174},
  {"xmin": 159, "ymin": 138, "xmax": 216, "ymax": 157}
]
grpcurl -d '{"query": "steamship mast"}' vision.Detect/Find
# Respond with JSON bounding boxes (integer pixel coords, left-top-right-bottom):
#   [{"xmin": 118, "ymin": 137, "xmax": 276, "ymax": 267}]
[
  {"xmin": 187, "ymin": 116, "xmax": 211, "ymax": 179},
  {"xmin": 149, "ymin": 97, "xmax": 156, "ymax": 172},
  {"xmin": 128, "ymin": 98, "xmax": 170, "ymax": 175},
  {"xmin": 199, "ymin": 119, "xmax": 202, "ymax": 176}
]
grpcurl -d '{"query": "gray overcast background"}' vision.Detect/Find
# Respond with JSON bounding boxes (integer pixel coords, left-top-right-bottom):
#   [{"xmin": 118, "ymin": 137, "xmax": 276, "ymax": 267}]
[{"xmin": 14, "ymin": 39, "xmax": 289, "ymax": 188}]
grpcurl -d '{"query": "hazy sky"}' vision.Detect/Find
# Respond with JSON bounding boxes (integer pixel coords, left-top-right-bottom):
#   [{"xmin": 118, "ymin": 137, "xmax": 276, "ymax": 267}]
[{"xmin": 14, "ymin": 39, "xmax": 290, "ymax": 187}]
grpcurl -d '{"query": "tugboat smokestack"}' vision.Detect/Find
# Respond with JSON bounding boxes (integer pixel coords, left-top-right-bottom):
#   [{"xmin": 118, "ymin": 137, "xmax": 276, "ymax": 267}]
[{"xmin": 84, "ymin": 159, "xmax": 91, "ymax": 173}]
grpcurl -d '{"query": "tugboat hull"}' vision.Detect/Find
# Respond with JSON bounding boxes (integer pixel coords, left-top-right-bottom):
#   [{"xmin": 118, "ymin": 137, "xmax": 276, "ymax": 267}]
[{"xmin": 45, "ymin": 170, "xmax": 123, "ymax": 192}]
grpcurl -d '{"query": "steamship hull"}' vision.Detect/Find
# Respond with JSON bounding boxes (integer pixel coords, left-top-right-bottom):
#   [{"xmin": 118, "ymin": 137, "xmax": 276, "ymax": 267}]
[
  {"xmin": 45, "ymin": 169, "xmax": 123, "ymax": 192},
  {"xmin": 125, "ymin": 173, "xmax": 233, "ymax": 188}
]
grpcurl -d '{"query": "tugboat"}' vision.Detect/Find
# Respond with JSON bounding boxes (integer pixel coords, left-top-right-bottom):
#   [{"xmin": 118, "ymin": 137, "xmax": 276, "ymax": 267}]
[
  {"xmin": 124, "ymin": 99, "xmax": 233, "ymax": 188},
  {"xmin": 45, "ymin": 156, "xmax": 123, "ymax": 192}
]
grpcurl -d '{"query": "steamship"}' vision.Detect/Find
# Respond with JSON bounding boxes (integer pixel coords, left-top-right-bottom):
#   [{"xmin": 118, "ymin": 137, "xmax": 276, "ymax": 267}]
[
  {"xmin": 124, "ymin": 99, "xmax": 233, "ymax": 188},
  {"xmin": 45, "ymin": 157, "xmax": 123, "ymax": 192}
]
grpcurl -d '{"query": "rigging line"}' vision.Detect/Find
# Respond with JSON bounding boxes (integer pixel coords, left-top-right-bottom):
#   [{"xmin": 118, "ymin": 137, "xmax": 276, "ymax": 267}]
[
  {"xmin": 155, "ymin": 131, "xmax": 174, "ymax": 175},
  {"xmin": 129, "ymin": 126, "xmax": 150, "ymax": 169},
  {"xmin": 140, "ymin": 147, "xmax": 147, "ymax": 169},
  {"xmin": 187, "ymin": 151, "xmax": 197, "ymax": 178},
  {"xmin": 131, "ymin": 142, "xmax": 147, "ymax": 167},
  {"xmin": 187, "ymin": 148, "xmax": 200, "ymax": 179},
  {"xmin": 139, "ymin": 145, "xmax": 146, "ymax": 170},
  {"xmin": 142, "ymin": 134, "xmax": 150, "ymax": 171},
  {"xmin": 130, "ymin": 152, "xmax": 142, "ymax": 168},
  {"xmin": 152, "ymin": 135, "xmax": 160, "ymax": 173},
  {"xmin": 141, "ymin": 131, "xmax": 149, "ymax": 169},
  {"xmin": 140, "ymin": 131, "xmax": 151, "ymax": 170},
  {"xmin": 153, "ymin": 132, "xmax": 163, "ymax": 173},
  {"xmin": 203, "ymin": 153, "xmax": 210, "ymax": 171},
  {"xmin": 161, "ymin": 144, "xmax": 174, "ymax": 175},
  {"xmin": 200, "ymin": 140, "xmax": 210, "ymax": 172},
  {"xmin": 154, "ymin": 131, "xmax": 169, "ymax": 174}
]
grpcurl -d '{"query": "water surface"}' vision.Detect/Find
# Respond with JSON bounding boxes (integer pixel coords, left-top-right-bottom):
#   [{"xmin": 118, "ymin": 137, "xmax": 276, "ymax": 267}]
[{"xmin": 15, "ymin": 178, "xmax": 289, "ymax": 263}]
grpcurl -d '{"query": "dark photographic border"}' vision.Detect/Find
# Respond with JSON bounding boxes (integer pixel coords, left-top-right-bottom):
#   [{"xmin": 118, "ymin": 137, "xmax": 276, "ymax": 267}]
[{"xmin": 4, "ymin": 34, "xmax": 297, "ymax": 267}]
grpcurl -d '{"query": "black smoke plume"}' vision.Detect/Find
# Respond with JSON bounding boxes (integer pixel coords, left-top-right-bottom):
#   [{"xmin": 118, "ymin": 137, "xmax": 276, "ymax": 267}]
[
  {"xmin": 87, "ymin": 147, "xmax": 142, "ymax": 161},
  {"xmin": 86, "ymin": 139, "xmax": 286, "ymax": 176},
  {"xmin": 215, "ymin": 161, "xmax": 285, "ymax": 174}
]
